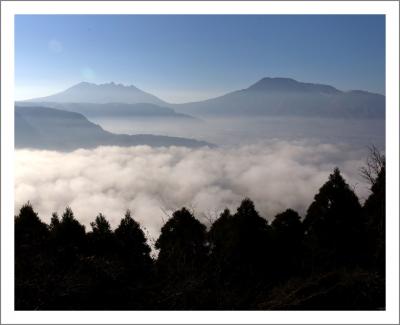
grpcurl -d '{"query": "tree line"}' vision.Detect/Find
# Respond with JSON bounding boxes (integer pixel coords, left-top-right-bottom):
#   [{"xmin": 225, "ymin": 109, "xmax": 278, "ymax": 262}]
[{"xmin": 15, "ymin": 151, "xmax": 385, "ymax": 310}]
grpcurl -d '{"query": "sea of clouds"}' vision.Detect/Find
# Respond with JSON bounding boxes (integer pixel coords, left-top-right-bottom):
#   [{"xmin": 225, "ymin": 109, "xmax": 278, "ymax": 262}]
[{"xmin": 15, "ymin": 140, "xmax": 372, "ymax": 242}]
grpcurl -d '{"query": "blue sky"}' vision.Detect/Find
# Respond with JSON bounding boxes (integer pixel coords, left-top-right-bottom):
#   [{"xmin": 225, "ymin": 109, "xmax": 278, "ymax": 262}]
[{"xmin": 15, "ymin": 15, "xmax": 385, "ymax": 103}]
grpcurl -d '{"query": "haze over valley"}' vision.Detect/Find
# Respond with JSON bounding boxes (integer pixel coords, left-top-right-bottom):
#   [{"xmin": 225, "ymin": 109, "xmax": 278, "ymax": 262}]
[{"xmin": 17, "ymin": 77, "xmax": 385, "ymax": 148}]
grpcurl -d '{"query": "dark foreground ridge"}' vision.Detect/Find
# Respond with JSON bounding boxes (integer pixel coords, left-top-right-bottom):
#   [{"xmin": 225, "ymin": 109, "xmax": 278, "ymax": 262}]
[
  {"xmin": 15, "ymin": 154, "xmax": 385, "ymax": 310},
  {"xmin": 15, "ymin": 105, "xmax": 213, "ymax": 151}
]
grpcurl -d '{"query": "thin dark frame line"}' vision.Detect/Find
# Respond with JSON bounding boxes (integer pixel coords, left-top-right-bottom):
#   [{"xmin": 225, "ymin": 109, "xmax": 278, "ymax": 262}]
[{"xmin": 1, "ymin": 0, "xmax": 399, "ymax": 324}]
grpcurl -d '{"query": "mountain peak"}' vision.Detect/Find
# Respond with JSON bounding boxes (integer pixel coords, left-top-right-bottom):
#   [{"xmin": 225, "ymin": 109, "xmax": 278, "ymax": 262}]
[
  {"xmin": 27, "ymin": 81, "xmax": 166, "ymax": 105},
  {"xmin": 74, "ymin": 81, "xmax": 92, "ymax": 87},
  {"xmin": 72, "ymin": 81, "xmax": 135, "ymax": 88},
  {"xmin": 247, "ymin": 77, "xmax": 340, "ymax": 94}
]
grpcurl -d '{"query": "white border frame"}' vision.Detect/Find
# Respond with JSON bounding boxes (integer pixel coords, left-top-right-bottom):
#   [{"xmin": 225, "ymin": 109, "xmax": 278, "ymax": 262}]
[{"xmin": 1, "ymin": 1, "xmax": 399, "ymax": 324}]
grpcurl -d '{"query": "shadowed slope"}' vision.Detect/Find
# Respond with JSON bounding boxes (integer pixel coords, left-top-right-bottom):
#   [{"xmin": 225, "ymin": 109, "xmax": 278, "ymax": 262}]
[{"xmin": 15, "ymin": 106, "xmax": 214, "ymax": 151}]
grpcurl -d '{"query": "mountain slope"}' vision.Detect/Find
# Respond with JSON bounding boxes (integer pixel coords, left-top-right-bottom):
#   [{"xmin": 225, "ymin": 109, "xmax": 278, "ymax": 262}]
[
  {"xmin": 16, "ymin": 101, "xmax": 197, "ymax": 120},
  {"xmin": 25, "ymin": 82, "xmax": 167, "ymax": 106},
  {"xmin": 173, "ymin": 77, "xmax": 385, "ymax": 119},
  {"xmin": 22, "ymin": 78, "xmax": 385, "ymax": 119},
  {"xmin": 15, "ymin": 106, "xmax": 213, "ymax": 151}
]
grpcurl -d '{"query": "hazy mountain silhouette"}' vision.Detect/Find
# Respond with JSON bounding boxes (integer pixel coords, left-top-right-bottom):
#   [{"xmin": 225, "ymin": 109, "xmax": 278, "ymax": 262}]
[
  {"xmin": 15, "ymin": 106, "xmax": 213, "ymax": 151},
  {"xmin": 25, "ymin": 82, "xmax": 167, "ymax": 105},
  {"xmin": 22, "ymin": 78, "xmax": 385, "ymax": 119},
  {"xmin": 173, "ymin": 77, "xmax": 385, "ymax": 118},
  {"xmin": 16, "ymin": 101, "xmax": 197, "ymax": 120},
  {"xmin": 247, "ymin": 77, "xmax": 341, "ymax": 94}
]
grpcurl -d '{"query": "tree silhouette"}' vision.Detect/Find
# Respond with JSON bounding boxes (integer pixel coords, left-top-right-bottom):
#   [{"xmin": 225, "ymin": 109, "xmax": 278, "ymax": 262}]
[
  {"xmin": 272, "ymin": 209, "xmax": 303, "ymax": 240},
  {"xmin": 229, "ymin": 198, "xmax": 271, "ymax": 271},
  {"xmin": 49, "ymin": 212, "xmax": 60, "ymax": 232},
  {"xmin": 88, "ymin": 213, "xmax": 115, "ymax": 256},
  {"xmin": 209, "ymin": 199, "xmax": 272, "ymax": 284},
  {"xmin": 271, "ymin": 209, "xmax": 304, "ymax": 278},
  {"xmin": 50, "ymin": 207, "xmax": 86, "ymax": 264},
  {"xmin": 208, "ymin": 208, "xmax": 233, "ymax": 260},
  {"xmin": 360, "ymin": 145, "xmax": 385, "ymax": 186},
  {"xmin": 303, "ymin": 168, "xmax": 365, "ymax": 268},
  {"xmin": 364, "ymin": 164, "xmax": 385, "ymax": 273},
  {"xmin": 115, "ymin": 210, "xmax": 152, "ymax": 272},
  {"xmin": 15, "ymin": 202, "xmax": 49, "ymax": 249},
  {"xmin": 15, "ymin": 203, "xmax": 50, "ymax": 310},
  {"xmin": 155, "ymin": 207, "xmax": 207, "ymax": 279}
]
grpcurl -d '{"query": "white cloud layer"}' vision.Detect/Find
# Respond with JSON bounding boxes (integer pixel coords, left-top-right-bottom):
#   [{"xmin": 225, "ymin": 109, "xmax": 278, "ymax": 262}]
[{"xmin": 15, "ymin": 140, "xmax": 371, "ymax": 242}]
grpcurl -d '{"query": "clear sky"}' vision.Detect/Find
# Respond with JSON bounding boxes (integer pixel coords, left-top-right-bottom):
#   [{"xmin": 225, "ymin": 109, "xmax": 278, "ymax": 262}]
[{"xmin": 15, "ymin": 15, "xmax": 385, "ymax": 103}]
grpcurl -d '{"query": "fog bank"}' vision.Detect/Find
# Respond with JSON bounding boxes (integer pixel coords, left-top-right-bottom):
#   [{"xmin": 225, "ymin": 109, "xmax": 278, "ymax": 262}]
[{"xmin": 15, "ymin": 141, "xmax": 371, "ymax": 241}]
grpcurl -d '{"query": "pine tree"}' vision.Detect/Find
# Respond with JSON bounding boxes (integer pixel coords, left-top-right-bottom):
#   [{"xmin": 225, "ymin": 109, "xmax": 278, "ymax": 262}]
[
  {"xmin": 88, "ymin": 213, "xmax": 115, "ymax": 256},
  {"xmin": 303, "ymin": 168, "xmax": 365, "ymax": 267},
  {"xmin": 115, "ymin": 210, "xmax": 152, "ymax": 271},
  {"xmin": 271, "ymin": 209, "xmax": 304, "ymax": 278},
  {"xmin": 155, "ymin": 208, "xmax": 207, "ymax": 278},
  {"xmin": 364, "ymin": 166, "xmax": 385, "ymax": 272},
  {"xmin": 15, "ymin": 202, "xmax": 49, "ymax": 249}
]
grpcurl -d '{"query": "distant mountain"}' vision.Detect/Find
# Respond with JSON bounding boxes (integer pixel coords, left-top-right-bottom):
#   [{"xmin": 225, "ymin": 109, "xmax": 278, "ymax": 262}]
[
  {"xmin": 15, "ymin": 106, "xmax": 213, "ymax": 151},
  {"xmin": 22, "ymin": 78, "xmax": 385, "ymax": 119},
  {"xmin": 247, "ymin": 77, "xmax": 341, "ymax": 94},
  {"xmin": 25, "ymin": 82, "xmax": 167, "ymax": 106},
  {"xmin": 173, "ymin": 77, "xmax": 385, "ymax": 119},
  {"xmin": 16, "ymin": 101, "xmax": 197, "ymax": 120}
]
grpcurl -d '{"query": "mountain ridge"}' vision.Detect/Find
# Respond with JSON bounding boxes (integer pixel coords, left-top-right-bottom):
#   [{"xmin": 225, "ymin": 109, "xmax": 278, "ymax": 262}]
[
  {"xmin": 22, "ymin": 77, "xmax": 385, "ymax": 119},
  {"xmin": 172, "ymin": 78, "xmax": 385, "ymax": 118},
  {"xmin": 245, "ymin": 77, "xmax": 342, "ymax": 94},
  {"xmin": 25, "ymin": 81, "xmax": 167, "ymax": 106},
  {"xmin": 15, "ymin": 105, "xmax": 213, "ymax": 151},
  {"xmin": 16, "ymin": 101, "xmax": 198, "ymax": 120}
]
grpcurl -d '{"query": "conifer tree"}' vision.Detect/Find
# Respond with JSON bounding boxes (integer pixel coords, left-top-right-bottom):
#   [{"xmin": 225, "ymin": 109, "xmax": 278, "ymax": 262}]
[
  {"xmin": 115, "ymin": 210, "xmax": 152, "ymax": 271},
  {"xmin": 304, "ymin": 168, "xmax": 364, "ymax": 267},
  {"xmin": 155, "ymin": 208, "xmax": 207, "ymax": 278}
]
